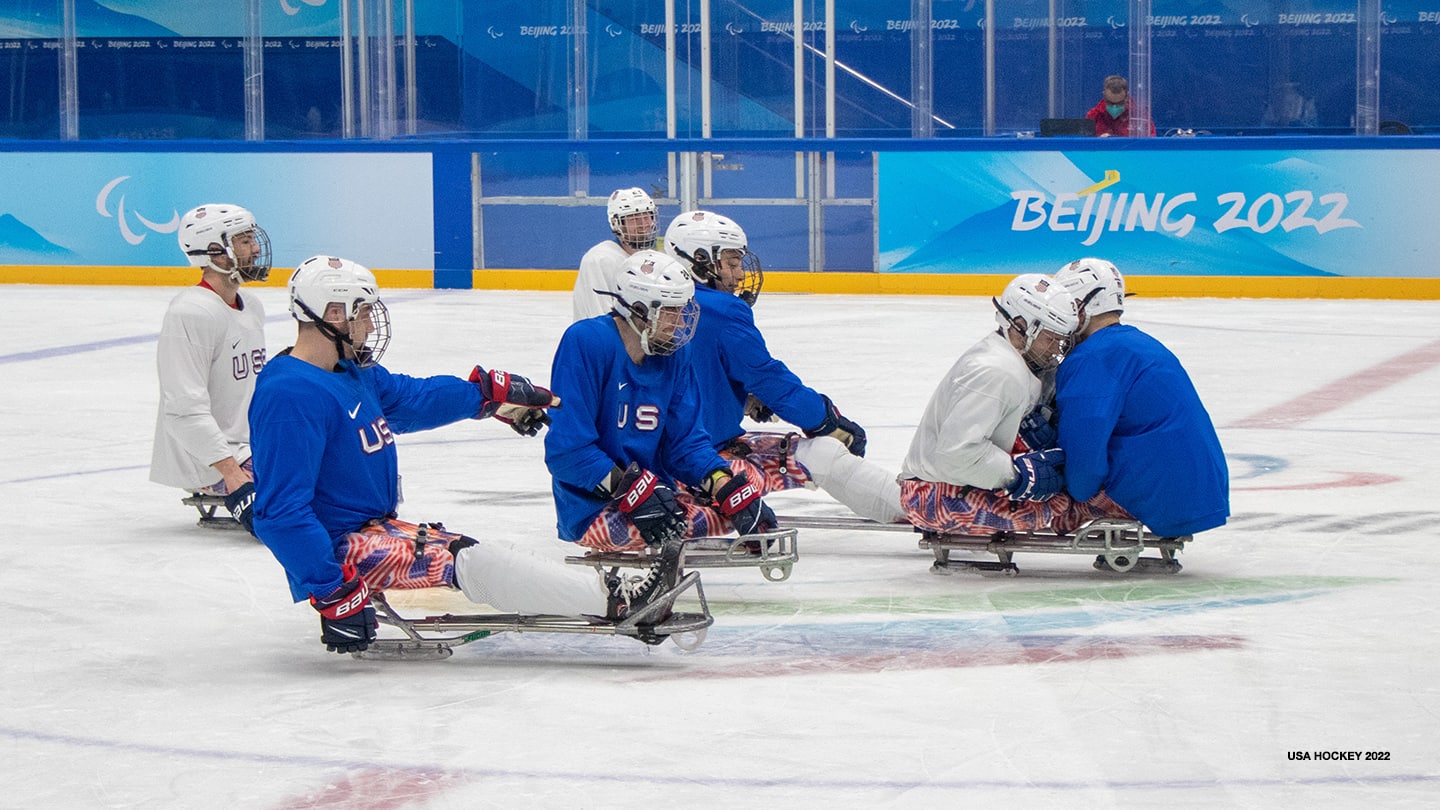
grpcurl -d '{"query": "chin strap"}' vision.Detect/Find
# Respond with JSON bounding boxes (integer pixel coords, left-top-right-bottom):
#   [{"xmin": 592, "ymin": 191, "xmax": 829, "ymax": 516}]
[{"xmin": 294, "ymin": 298, "xmax": 358, "ymax": 362}]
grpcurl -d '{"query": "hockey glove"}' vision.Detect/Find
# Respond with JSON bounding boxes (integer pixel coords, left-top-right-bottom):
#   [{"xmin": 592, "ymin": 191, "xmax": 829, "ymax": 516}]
[
  {"xmin": 713, "ymin": 471, "xmax": 778, "ymax": 536},
  {"xmin": 803, "ymin": 394, "xmax": 868, "ymax": 457},
  {"xmin": 1016, "ymin": 404, "xmax": 1058, "ymax": 454},
  {"xmin": 223, "ymin": 480, "xmax": 257, "ymax": 536},
  {"xmin": 610, "ymin": 463, "xmax": 687, "ymax": 546},
  {"xmin": 310, "ymin": 571, "xmax": 377, "ymax": 654},
  {"xmin": 744, "ymin": 394, "xmax": 776, "ymax": 423},
  {"xmin": 469, "ymin": 366, "xmax": 561, "ymax": 436},
  {"xmin": 1005, "ymin": 449, "xmax": 1066, "ymax": 502}
]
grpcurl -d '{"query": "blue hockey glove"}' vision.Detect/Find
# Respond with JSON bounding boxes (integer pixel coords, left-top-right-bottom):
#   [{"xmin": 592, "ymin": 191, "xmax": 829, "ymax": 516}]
[
  {"xmin": 1005, "ymin": 449, "xmax": 1066, "ymax": 501},
  {"xmin": 469, "ymin": 366, "xmax": 561, "ymax": 436},
  {"xmin": 744, "ymin": 394, "xmax": 776, "ymax": 423},
  {"xmin": 714, "ymin": 471, "xmax": 778, "ymax": 536},
  {"xmin": 1016, "ymin": 404, "xmax": 1057, "ymax": 453},
  {"xmin": 611, "ymin": 463, "xmax": 687, "ymax": 546},
  {"xmin": 310, "ymin": 571, "xmax": 377, "ymax": 654},
  {"xmin": 804, "ymin": 394, "xmax": 868, "ymax": 457},
  {"xmin": 223, "ymin": 481, "xmax": 257, "ymax": 536}
]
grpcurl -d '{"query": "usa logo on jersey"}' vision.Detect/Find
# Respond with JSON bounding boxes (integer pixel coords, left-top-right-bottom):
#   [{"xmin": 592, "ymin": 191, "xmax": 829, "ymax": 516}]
[
  {"xmin": 358, "ymin": 415, "xmax": 395, "ymax": 454},
  {"xmin": 616, "ymin": 403, "xmax": 660, "ymax": 431}
]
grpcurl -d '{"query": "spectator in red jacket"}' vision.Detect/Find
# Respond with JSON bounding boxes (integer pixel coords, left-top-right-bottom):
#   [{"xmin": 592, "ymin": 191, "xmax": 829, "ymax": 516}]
[{"xmin": 1086, "ymin": 75, "xmax": 1155, "ymax": 137}]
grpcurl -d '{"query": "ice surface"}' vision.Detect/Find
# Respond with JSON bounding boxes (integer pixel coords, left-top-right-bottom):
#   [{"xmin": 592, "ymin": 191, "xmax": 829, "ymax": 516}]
[{"xmin": 1, "ymin": 286, "xmax": 1436, "ymax": 807}]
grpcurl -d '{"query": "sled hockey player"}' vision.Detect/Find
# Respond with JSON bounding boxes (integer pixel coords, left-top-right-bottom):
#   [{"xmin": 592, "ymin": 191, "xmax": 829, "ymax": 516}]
[
  {"xmin": 1052, "ymin": 258, "xmax": 1229, "ymax": 538},
  {"xmin": 572, "ymin": 187, "xmax": 659, "ymax": 321},
  {"xmin": 150, "ymin": 203, "xmax": 272, "ymax": 530},
  {"xmin": 801, "ymin": 273, "xmax": 1131, "ymax": 535},
  {"xmin": 663, "ymin": 209, "xmax": 868, "ymax": 508},
  {"xmin": 545, "ymin": 249, "xmax": 780, "ymax": 553},
  {"xmin": 248, "ymin": 256, "xmax": 684, "ymax": 655}
]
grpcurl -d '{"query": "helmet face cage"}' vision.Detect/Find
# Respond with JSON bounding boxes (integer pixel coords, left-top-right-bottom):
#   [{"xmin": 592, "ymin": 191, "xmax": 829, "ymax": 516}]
[
  {"xmin": 350, "ymin": 298, "xmax": 392, "ymax": 368},
  {"xmin": 178, "ymin": 204, "xmax": 272, "ymax": 283},
  {"xmin": 720, "ymin": 248, "xmax": 764, "ymax": 306},
  {"xmin": 234, "ymin": 225, "xmax": 273, "ymax": 283},
  {"xmin": 288, "ymin": 256, "xmax": 391, "ymax": 367},
  {"xmin": 635, "ymin": 298, "xmax": 700, "ymax": 356},
  {"xmin": 608, "ymin": 188, "xmax": 658, "ymax": 251}
]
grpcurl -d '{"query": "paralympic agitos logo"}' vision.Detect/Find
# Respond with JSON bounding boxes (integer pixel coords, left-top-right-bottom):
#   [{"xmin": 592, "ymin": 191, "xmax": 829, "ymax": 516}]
[
  {"xmin": 1009, "ymin": 170, "xmax": 1361, "ymax": 246},
  {"xmin": 95, "ymin": 176, "xmax": 179, "ymax": 246}
]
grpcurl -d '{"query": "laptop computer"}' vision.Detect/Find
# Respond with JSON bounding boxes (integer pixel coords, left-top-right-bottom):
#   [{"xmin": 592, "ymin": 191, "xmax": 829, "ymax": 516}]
[{"xmin": 1039, "ymin": 118, "xmax": 1094, "ymax": 137}]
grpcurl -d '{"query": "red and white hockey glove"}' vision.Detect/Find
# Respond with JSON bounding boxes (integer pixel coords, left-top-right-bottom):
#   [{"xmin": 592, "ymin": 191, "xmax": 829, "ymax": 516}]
[
  {"xmin": 712, "ymin": 471, "xmax": 777, "ymax": 536},
  {"xmin": 469, "ymin": 365, "xmax": 561, "ymax": 436},
  {"xmin": 310, "ymin": 569, "xmax": 377, "ymax": 654},
  {"xmin": 608, "ymin": 463, "xmax": 687, "ymax": 547}
]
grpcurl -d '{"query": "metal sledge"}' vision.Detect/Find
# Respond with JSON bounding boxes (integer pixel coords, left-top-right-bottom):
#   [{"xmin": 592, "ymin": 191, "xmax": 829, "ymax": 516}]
[
  {"xmin": 921, "ymin": 519, "xmax": 1188, "ymax": 577},
  {"xmin": 354, "ymin": 571, "xmax": 714, "ymax": 661},
  {"xmin": 776, "ymin": 514, "xmax": 1187, "ymax": 577},
  {"xmin": 775, "ymin": 514, "xmax": 916, "ymax": 534},
  {"xmin": 180, "ymin": 493, "xmax": 243, "ymax": 531},
  {"xmin": 566, "ymin": 528, "xmax": 800, "ymax": 582}
]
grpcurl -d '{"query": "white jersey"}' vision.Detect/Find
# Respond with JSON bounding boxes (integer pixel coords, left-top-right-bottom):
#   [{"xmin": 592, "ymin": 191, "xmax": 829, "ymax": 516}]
[
  {"xmin": 571, "ymin": 240, "xmax": 630, "ymax": 321},
  {"xmin": 899, "ymin": 330, "xmax": 1040, "ymax": 489},
  {"xmin": 149, "ymin": 285, "xmax": 267, "ymax": 490}
]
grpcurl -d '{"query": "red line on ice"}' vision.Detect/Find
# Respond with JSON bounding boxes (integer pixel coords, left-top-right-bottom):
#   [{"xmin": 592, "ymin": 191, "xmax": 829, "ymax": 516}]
[
  {"xmin": 1232, "ymin": 471, "xmax": 1402, "ymax": 491},
  {"xmin": 1230, "ymin": 337, "xmax": 1440, "ymax": 429}
]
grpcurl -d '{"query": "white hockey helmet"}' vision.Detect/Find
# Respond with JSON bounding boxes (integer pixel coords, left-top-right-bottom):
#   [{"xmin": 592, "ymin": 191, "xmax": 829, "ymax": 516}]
[
  {"xmin": 612, "ymin": 249, "xmax": 699, "ymax": 356},
  {"xmin": 993, "ymin": 273, "xmax": 1079, "ymax": 370},
  {"xmin": 178, "ymin": 203, "xmax": 272, "ymax": 283},
  {"xmin": 287, "ymin": 255, "xmax": 391, "ymax": 367},
  {"xmin": 663, "ymin": 210, "xmax": 763, "ymax": 305},
  {"xmin": 1055, "ymin": 257, "xmax": 1127, "ymax": 321},
  {"xmin": 607, "ymin": 187, "xmax": 658, "ymax": 252}
]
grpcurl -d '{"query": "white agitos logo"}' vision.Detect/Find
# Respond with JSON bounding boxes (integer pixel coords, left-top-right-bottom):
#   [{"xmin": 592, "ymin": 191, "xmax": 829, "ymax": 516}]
[
  {"xmin": 95, "ymin": 176, "xmax": 178, "ymax": 246},
  {"xmin": 281, "ymin": 0, "xmax": 327, "ymax": 15}
]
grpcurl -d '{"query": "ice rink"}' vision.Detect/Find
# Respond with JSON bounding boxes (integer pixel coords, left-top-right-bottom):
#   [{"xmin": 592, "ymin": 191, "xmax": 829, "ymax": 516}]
[{"xmin": 2, "ymin": 284, "xmax": 1437, "ymax": 808}]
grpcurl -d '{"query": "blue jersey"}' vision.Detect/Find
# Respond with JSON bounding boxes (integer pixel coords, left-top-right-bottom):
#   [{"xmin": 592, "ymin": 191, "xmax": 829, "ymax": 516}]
[
  {"xmin": 689, "ymin": 285, "xmax": 827, "ymax": 446},
  {"xmin": 250, "ymin": 354, "xmax": 483, "ymax": 601},
  {"xmin": 1055, "ymin": 324, "xmax": 1229, "ymax": 536},
  {"xmin": 545, "ymin": 316, "xmax": 726, "ymax": 541}
]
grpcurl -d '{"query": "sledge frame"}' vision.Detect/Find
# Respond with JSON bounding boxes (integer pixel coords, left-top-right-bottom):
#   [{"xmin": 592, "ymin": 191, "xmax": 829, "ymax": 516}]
[
  {"xmin": 355, "ymin": 571, "xmax": 713, "ymax": 661},
  {"xmin": 921, "ymin": 519, "xmax": 1188, "ymax": 576},
  {"xmin": 565, "ymin": 528, "xmax": 800, "ymax": 582},
  {"xmin": 776, "ymin": 514, "xmax": 1187, "ymax": 576},
  {"xmin": 180, "ymin": 493, "xmax": 243, "ymax": 531}
]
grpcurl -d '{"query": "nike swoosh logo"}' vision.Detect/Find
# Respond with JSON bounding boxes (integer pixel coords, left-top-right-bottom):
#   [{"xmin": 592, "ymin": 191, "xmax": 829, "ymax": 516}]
[
  {"xmin": 232, "ymin": 338, "xmax": 242, "ymax": 349},
  {"xmin": 618, "ymin": 382, "xmax": 628, "ymax": 391},
  {"xmin": 348, "ymin": 403, "xmax": 362, "ymax": 419}
]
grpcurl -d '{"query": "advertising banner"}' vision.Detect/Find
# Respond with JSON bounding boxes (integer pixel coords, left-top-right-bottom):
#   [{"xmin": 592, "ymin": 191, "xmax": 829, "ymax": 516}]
[
  {"xmin": 0, "ymin": 152, "xmax": 433, "ymax": 270},
  {"xmin": 879, "ymin": 149, "xmax": 1440, "ymax": 277}
]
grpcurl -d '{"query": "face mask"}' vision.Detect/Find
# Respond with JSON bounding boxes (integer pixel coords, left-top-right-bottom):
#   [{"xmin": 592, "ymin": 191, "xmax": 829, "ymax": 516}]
[{"xmin": 1106, "ymin": 103, "xmax": 1126, "ymax": 118}]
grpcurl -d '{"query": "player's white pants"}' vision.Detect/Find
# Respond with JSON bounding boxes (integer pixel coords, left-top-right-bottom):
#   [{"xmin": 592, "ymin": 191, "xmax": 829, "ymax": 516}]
[
  {"xmin": 452, "ymin": 541, "xmax": 608, "ymax": 617},
  {"xmin": 793, "ymin": 436, "xmax": 908, "ymax": 524}
]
